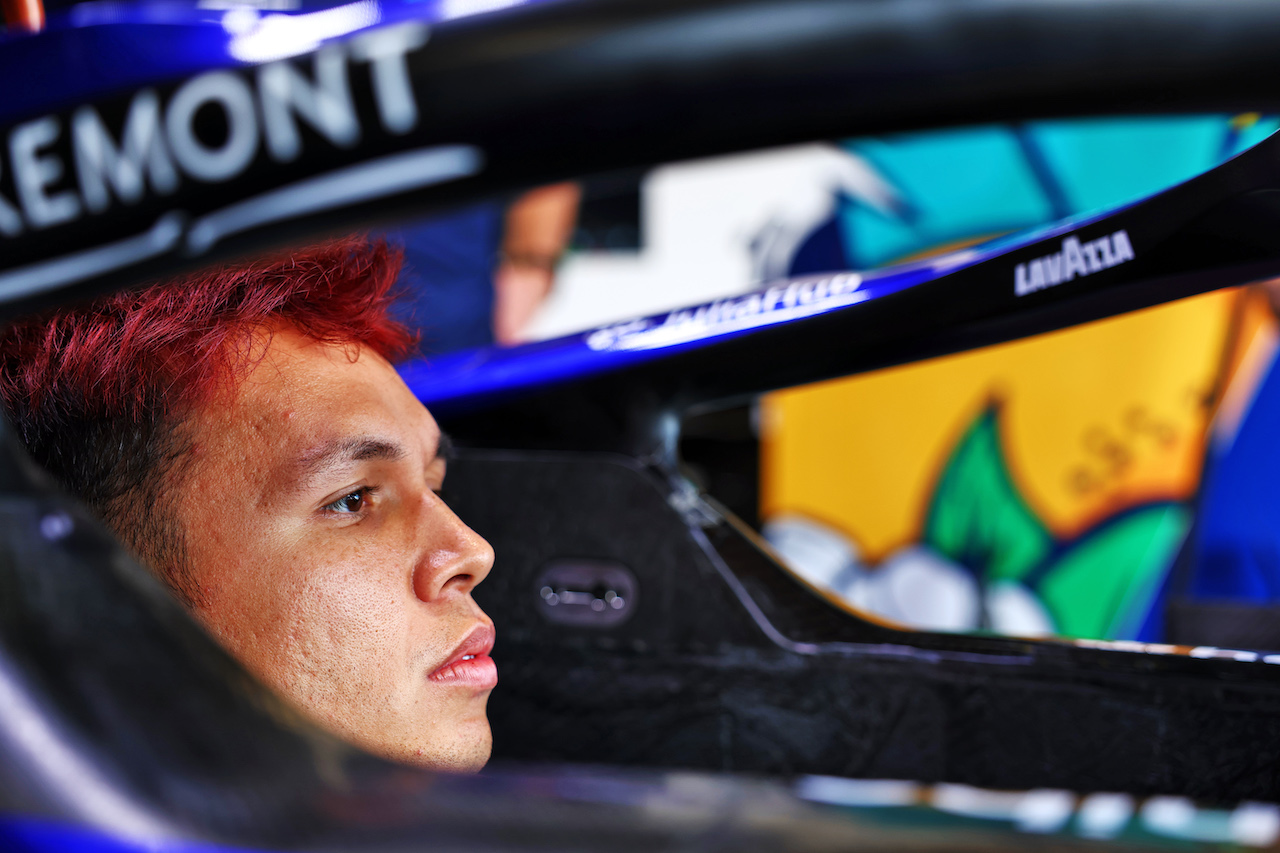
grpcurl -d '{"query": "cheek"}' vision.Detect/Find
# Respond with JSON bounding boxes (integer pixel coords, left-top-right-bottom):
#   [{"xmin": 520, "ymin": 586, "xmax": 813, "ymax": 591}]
[
  {"xmin": 247, "ymin": 548, "xmax": 416, "ymax": 711},
  {"xmin": 189, "ymin": 504, "xmax": 414, "ymax": 701}
]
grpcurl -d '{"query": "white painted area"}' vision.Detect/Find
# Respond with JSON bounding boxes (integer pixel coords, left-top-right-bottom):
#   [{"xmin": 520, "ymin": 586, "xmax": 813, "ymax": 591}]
[
  {"xmin": 1077, "ymin": 793, "xmax": 1134, "ymax": 839},
  {"xmin": 987, "ymin": 580, "xmax": 1055, "ymax": 637},
  {"xmin": 931, "ymin": 783, "xmax": 1027, "ymax": 819},
  {"xmin": 1231, "ymin": 803, "xmax": 1280, "ymax": 847},
  {"xmin": 765, "ymin": 512, "xmax": 1063, "ymax": 636},
  {"xmin": 847, "ymin": 545, "xmax": 981, "ymax": 632},
  {"xmin": 441, "ymin": 0, "xmax": 527, "ymax": 20},
  {"xmin": 764, "ymin": 515, "xmax": 986, "ymax": 633},
  {"xmin": 762, "ymin": 515, "xmax": 859, "ymax": 590},
  {"xmin": 795, "ymin": 775, "xmax": 920, "ymax": 808},
  {"xmin": 1014, "ymin": 789, "xmax": 1075, "ymax": 834},
  {"xmin": 525, "ymin": 143, "xmax": 898, "ymax": 340},
  {"xmin": 228, "ymin": 0, "xmax": 381, "ymax": 63}
]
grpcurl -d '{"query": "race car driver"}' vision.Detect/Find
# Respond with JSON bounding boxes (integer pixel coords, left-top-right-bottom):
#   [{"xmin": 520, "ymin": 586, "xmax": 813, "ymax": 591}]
[{"xmin": 0, "ymin": 238, "xmax": 498, "ymax": 772}]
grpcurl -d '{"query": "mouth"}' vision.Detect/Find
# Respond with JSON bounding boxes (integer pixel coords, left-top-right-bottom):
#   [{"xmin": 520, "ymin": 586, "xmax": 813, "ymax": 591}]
[{"xmin": 428, "ymin": 622, "xmax": 498, "ymax": 690}]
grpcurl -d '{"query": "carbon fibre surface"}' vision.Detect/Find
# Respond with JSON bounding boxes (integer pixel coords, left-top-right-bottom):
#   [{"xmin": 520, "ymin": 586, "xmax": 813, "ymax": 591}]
[{"xmin": 455, "ymin": 450, "xmax": 1280, "ymax": 798}]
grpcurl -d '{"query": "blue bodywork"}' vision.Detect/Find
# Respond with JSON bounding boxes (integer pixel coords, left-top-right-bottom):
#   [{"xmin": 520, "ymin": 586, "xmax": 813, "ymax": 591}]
[
  {"xmin": 5, "ymin": 2, "xmax": 1280, "ymax": 851},
  {"xmin": 0, "ymin": 0, "xmax": 551, "ymax": 124},
  {"xmin": 401, "ymin": 203, "xmax": 1135, "ymax": 415}
]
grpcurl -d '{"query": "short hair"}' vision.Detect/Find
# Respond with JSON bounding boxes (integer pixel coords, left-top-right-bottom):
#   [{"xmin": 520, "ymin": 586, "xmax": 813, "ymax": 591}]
[{"xmin": 0, "ymin": 237, "xmax": 416, "ymax": 605}]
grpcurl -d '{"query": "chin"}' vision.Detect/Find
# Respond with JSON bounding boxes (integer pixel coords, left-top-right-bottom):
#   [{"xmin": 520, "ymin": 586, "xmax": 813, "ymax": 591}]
[{"xmin": 398, "ymin": 723, "xmax": 493, "ymax": 773}]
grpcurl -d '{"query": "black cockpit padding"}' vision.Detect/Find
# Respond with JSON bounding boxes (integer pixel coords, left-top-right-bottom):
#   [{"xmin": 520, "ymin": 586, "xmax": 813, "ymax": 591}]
[{"xmin": 455, "ymin": 449, "xmax": 1280, "ymax": 799}]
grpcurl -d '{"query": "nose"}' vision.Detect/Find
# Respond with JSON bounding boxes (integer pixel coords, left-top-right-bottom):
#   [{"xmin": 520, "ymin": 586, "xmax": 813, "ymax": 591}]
[{"xmin": 412, "ymin": 494, "xmax": 494, "ymax": 603}]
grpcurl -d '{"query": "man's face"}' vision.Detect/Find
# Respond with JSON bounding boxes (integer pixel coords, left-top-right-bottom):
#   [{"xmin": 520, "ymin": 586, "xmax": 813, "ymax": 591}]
[{"xmin": 175, "ymin": 327, "xmax": 496, "ymax": 771}]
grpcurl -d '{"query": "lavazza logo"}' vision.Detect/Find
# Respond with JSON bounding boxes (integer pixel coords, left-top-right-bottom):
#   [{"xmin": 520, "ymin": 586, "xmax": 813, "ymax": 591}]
[{"xmin": 1014, "ymin": 229, "xmax": 1135, "ymax": 297}]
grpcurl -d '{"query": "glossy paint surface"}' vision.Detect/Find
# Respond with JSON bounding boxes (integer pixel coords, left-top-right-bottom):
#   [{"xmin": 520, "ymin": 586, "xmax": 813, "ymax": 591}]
[
  {"xmin": 0, "ymin": 0, "xmax": 550, "ymax": 123},
  {"xmin": 3, "ymin": 3, "xmax": 1280, "ymax": 853}
]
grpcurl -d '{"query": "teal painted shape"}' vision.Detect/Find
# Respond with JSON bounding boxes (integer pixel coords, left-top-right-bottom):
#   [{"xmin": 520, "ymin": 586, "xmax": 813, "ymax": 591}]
[
  {"xmin": 1026, "ymin": 116, "xmax": 1225, "ymax": 217},
  {"xmin": 842, "ymin": 126, "xmax": 1053, "ymax": 267},
  {"xmin": 837, "ymin": 116, "xmax": 1273, "ymax": 269}
]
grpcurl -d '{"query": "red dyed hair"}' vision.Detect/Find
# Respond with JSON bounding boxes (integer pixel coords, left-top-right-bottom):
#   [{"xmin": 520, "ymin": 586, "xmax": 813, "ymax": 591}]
[
  {"xmin": 0, "ymin": 237, "xmax": 415, "ymax": 602},
  {"xmin": 1, "ymin": 237, "xmax": 415, "ymax": 419}
]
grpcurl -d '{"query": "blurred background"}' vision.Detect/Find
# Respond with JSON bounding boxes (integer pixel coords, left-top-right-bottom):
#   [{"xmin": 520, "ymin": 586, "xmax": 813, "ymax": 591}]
[{"xmin": 394, "ymin": 114, "xmax": 1280, "ymax": 651}]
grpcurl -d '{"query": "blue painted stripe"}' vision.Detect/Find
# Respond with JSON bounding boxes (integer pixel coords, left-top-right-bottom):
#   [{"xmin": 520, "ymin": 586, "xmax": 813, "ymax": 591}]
[
  {"xmin": 400, "ymin": 202, "xmax": 1131, "ymax": 412},
  {"xmin": 0, "ymin": 814, "xmax": 269, "ymax": 853}
]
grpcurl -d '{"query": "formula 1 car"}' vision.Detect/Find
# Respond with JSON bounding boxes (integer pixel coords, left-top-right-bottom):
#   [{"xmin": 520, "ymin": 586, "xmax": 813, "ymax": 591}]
[{"xmin": 6, "ymin": 0, "xmax": 1280, "ymax": 851}]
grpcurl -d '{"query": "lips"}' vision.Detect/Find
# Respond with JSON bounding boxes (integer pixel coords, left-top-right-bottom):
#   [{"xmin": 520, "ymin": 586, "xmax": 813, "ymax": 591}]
[{"xmin": 428, "ymin": 623, "xmax": 497, "ymax": 689}]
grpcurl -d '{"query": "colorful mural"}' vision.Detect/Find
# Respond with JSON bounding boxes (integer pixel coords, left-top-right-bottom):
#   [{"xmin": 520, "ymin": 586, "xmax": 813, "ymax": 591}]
[{"xmin": 761, "ymin": 116, "xmax": 1280, "ymax": 641}]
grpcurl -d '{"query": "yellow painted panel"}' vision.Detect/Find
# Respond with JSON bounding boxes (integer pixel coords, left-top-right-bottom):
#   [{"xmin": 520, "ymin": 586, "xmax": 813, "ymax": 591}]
[{"xmin": 761, "ymin": 289, "xmax": 1239, "ymax": 563}]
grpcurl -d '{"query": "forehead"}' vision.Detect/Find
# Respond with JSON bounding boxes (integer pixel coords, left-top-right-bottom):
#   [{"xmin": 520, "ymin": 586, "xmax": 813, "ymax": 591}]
[{"xmin": 189, "ymin": 328, "xmax": 435, "ymax": 472}]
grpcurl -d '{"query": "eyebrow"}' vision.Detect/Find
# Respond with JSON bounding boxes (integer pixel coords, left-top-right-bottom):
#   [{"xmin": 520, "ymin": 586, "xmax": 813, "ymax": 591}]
[
  {"xmin": 294, "ymin": 436, "xmax": 407, "ymax": 485},
  {"xmin": 295, "ymin": 430, "xmax": 453, "ymax": 481}
]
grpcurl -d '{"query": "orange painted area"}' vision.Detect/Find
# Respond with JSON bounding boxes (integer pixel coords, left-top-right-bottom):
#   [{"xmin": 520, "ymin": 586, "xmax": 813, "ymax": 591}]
[
  {"xmin": 1212, "ymin": 288, "xmax": 1278, "ymax": 443},
  {"xmin": 761, "ymin": 289, "xmax": 1241, "ymax": 563}
]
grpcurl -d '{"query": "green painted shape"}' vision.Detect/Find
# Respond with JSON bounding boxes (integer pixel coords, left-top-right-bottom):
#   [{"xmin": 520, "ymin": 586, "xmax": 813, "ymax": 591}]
[
  {"xmin": 1037, "ymin": 504, "xmax": 1189, "ymax": 639},
  {"xmin": 923, "ymin": 408, "xmax": 1052, "ymax": 584}
]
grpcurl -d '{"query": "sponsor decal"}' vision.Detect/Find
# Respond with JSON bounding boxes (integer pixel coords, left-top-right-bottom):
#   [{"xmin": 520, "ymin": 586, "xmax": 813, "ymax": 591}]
[
  {"xmin": 1014, "ymin": 229, "xmax": 1135, "ymax": 296},
  {"xmin": 0, "ymin": 22, "xmax": 429, "ymax": 238},
  {"xmin": 586, "ymin": 272, "xmax": 864, "ymax": 352},
  {"xmin": 0, "ymin": 22, "xmax": 489, "ymax": 302}
]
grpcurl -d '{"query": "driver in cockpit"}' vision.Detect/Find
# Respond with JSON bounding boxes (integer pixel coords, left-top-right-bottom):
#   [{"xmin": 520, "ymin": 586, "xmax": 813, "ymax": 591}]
[{"xmin": 0, "ymin": 237, "xmax": 497, "ymax": 772}]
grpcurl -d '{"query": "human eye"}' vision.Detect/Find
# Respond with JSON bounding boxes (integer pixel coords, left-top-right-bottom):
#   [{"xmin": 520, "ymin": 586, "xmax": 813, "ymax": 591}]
[{"xmin": 322, "ymin": 486, "xmax": 377, "ymax": 515}]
